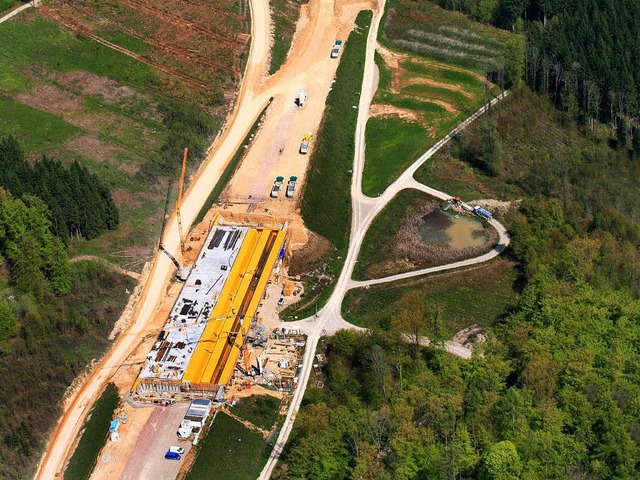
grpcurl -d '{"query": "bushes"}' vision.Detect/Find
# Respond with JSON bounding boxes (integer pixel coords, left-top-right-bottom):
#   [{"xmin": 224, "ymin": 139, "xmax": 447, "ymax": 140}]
[{"xmin": 141, "ymin": 99, "xmax": 218, "ymax": 179}]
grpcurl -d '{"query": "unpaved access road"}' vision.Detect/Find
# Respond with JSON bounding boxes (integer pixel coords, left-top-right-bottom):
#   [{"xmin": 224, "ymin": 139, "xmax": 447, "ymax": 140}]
[{"xmin": 35, "ymin": 0, "xmax": 375, "ymax": 478}]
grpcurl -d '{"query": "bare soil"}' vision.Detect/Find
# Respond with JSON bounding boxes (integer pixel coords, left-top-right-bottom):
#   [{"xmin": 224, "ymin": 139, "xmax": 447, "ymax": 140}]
[
  {"xmin": 288, "ymin": 230, "xmax": 332, "ymax": 275},
  {"xmin": 369, "ymin": 103, "xmax": 423, "ymax": 121}
]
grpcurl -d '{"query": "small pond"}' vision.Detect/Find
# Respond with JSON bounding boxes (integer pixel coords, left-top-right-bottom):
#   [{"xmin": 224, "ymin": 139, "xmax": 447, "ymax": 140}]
[{"xmin": 418, "ymin": 209, "xmax": 489, "ymax": 248}]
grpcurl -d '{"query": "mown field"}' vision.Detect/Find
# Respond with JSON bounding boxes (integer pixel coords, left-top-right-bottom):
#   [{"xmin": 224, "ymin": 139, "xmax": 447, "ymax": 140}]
[
  {"xmin": 0, "ymin": 6, "xmax": 243, "ymax": 270},
  {"xmin": 361, "ymin": 0, "xmax": 512, "ymax": 197},
  {"xmin": 186, "ymin": 413, "xmax": 270, "ymax": 480},
  {"xmin": 285, "ymin": 10, "xmax": 372, "ymax": 319},
  {"xmin": 230, "ymin": 395, "xmax": 282, "ymax": 431}
]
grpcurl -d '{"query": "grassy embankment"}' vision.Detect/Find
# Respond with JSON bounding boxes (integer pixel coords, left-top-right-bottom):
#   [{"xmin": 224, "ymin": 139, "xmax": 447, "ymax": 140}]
[
  {"xmin": 230, "ymin": 395, "xmax": 281, "ymax": 431},
  {"xmin": 186, "ymin": 396, "xmax": 282, "ymax": 479},
  {"xmin": 0, "ymin": 0, "xmax": 19, "ymax": 15},
  {"xmin": 268, "ymin": 0, "xmax": 305, "ymax": 75},
  {"xmin": 194, "ymin": 100, "xmax": 272, "ymax": 224},
  {"xmin": 282, "ymin": 10, "xmax": 372, "ymax": 320},
  {"xmin": 361, "ymin": 0, "xmax": 512, "ymax": 197},
  {"xmin": 343, "ymin": 259, "xmax": 518, "ymax": 337},
  {"xmin": 63, "ymin": 383, "xmax": 120, "ymax": 480}
]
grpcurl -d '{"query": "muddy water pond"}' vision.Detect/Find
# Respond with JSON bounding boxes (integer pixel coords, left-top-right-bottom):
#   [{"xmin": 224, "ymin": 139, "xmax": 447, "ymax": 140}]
[{"xmin": 418, "ymin": 209, "xmax": 488, "ymax": 248}]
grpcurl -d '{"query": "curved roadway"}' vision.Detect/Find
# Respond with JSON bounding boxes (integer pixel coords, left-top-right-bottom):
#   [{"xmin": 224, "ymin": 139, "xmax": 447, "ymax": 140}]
[{"xmin": 258, "ymin": 0, "xmax": 511, "ymax": 476}]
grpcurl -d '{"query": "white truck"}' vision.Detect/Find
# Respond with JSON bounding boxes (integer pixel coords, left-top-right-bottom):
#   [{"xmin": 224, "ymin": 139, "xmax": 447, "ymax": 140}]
[
  {"xmin": 270, "ymin": 176, "xmax": 284, "ymax": 198},
  {"xmin": 286, "ymin": 176, "xmax": 298, "ymax": 198},
  {"xmin": 330, "ymin": 40, "xmax": 343, "ymax": 59},
  {"xmin": 297, "ymin": 89, "xmax": 307, "ymax": 108}
]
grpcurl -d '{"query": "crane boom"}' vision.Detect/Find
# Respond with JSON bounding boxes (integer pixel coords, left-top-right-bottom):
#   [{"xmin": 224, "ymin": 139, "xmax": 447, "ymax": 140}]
[{"xmin": 177, "ymin": 147, "xmax": 188, "ymax": 262}]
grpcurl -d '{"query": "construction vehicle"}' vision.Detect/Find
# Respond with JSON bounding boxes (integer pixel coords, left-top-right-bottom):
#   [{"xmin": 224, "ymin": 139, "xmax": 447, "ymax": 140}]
[
  {"xmin": 299, "ymin": 132, "xmax": 312, "ymax": 154},
  {"xmin": 296, "ymin": 89, "xmax": 307, "ymax": 108},
  {"xmin": 330, "ymin": 40, "xmax": 343, "ymax": 59},
  {"xmin": 270, "ymin": 176, "xmax": 284, "ymax": 198},
  {"xmin": 473, "ymin": 206, "xmax": 492, "ymax": 220},
  {"xmin": 286, "ymin": 176, "xmax": 297, "ymax": 198},
  {"xmin": 159, "ymin": 148, "xmax": 191, "ymax": 281}
]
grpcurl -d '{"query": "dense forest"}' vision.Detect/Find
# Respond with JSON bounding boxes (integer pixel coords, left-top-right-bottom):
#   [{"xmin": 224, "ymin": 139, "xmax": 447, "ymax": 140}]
[
  {"xmin": 433, "ymin": 0, "xmax": 640, "ymax": 134},
  {"xmin": 0, "ymin": 186, "xmax": 133, "ymax": 478},
  {"xmin": 0, "ymin": 136, "xmax": 119, "ymax": 241},
  {"xmin": 272, "ymin": 3, "xmax": 640, "ymax": 478}
]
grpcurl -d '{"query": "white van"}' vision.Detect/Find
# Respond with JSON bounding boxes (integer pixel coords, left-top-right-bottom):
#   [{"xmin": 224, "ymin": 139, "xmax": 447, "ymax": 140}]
[{"xmin": 169, "ymin": 445, "xmax": 185, "ymax": 455}]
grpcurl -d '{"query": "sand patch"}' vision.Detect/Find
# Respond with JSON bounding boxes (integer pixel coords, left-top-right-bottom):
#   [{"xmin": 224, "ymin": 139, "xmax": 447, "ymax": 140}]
[{"xmin": 369, "ymin": 102, "xmax": 422, "ymax": 122}]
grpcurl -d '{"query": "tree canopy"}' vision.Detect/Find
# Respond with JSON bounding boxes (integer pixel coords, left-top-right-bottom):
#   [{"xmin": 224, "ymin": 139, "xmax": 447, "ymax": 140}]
[{"xmin": 0, "ymin": 136, "xmax": 118, "ymax": 241}]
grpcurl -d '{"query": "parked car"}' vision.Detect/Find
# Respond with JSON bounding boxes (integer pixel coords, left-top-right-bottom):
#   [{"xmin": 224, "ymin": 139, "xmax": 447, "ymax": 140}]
[
  {"xmin": 277, "ymin": 297, "xmax": 285, "ymax": 307},
  {"xmin": 169, "ymin": 445, "xmax": 185, "ymax": 455},
  {"xmin": 165, "ymin": 451, "xmax": 181, "ymax": 460}
]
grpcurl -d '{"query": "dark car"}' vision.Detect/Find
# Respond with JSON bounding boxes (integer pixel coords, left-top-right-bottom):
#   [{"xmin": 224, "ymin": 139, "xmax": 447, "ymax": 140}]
[{"xmin": 165, "ymin": 451, "xmax": 181, "ymax": 461}]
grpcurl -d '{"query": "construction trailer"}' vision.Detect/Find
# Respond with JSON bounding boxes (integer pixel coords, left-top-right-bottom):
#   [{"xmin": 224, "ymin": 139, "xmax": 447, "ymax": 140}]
[
  {"xmin": 177, "ymin": 399, "xmax": 212, "ymax": 438},
  {"xmin": 135, "ymin": 221, "xmax": 287, "ymax": 400}
]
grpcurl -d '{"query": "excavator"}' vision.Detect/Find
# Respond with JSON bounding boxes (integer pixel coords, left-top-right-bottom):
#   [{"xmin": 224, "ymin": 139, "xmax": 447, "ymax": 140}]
[{"xmin": 159, "ymin": 148, "xmax": 191, "ymax": 281}]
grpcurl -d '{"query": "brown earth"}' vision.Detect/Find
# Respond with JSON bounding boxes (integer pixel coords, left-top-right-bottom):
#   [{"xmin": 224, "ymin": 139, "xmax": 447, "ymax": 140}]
[{"xmin": 369, "ymin": 103, "xmax": 422, "ymax": 121}]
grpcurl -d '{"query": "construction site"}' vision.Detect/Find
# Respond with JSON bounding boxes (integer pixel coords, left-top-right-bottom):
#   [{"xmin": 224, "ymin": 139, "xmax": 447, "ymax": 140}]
[{"xmin": 133, "ymin": 218, "xmax": 296, "ymax": 400}]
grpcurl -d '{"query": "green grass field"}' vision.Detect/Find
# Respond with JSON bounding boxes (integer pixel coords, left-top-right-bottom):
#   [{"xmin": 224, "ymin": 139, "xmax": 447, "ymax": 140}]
[
  {"xmin": 64, "ymin": 383, "xmax": 119, "ymax": 480},
  {"xmin": 0, "ymin": 0, "xmax": 18, "ymax": 15},
  {"xmin": 230, "ymin": 395, "xmax": 281, "ymax": 431},
  {"xmin": 359, "ymin": 0, "xmax": 512, "ymax": 197},
  {"xmin": 0, "ymin": 16, "xmax": 160, "ymax": 94},
  {"xmin": 301, "ymin": 10, "xmax": 372, "ymax": 250},
  {"xmin": 185, "ymin": 413, "xmax": 271, "ymax": 480},
  {"xmin": 362, "ymin": 117, "xmax": 427, "ymax": 196},
  {"xmin": 343, "ymin": 259, "xmax": 519, "ymax": 337},
  {"xmin": 0, "ymin": 97, "xmax": 80, "ymax": 153}
]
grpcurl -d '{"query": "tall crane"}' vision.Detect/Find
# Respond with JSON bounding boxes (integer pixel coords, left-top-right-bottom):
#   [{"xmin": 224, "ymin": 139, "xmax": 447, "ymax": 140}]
[
  {"xmin": 158, "ymin": 147, "xmax": 190, "ymax": 281},
  {"xmin": 176, "ymin": 147, "xmax": 188, "ymax": 263}
]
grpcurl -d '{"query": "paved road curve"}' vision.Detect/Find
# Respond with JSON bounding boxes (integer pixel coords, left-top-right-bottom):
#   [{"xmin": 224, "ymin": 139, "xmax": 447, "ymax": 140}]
[{"xmin": 258, "ymin": 0, "xmax": 511, "ymax": 476}]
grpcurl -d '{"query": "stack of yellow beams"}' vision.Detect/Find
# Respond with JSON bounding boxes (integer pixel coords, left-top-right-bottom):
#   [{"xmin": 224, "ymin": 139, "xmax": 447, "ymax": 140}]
[{"xmin": 183, "ymin": 228, "xmax": 286, "ymax": 386}]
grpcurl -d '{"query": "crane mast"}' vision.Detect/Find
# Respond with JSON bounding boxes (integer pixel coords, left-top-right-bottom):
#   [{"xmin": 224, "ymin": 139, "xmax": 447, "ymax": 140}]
[{"xmin": 177, "ymin": 147, "xmax": 188, "ymax": 263}]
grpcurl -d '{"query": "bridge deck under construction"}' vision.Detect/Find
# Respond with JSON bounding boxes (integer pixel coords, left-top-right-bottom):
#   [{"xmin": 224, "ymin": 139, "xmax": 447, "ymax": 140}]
[{"xmin": 136, "ymin": 222, "xmax": 286, "ymax": 396}]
